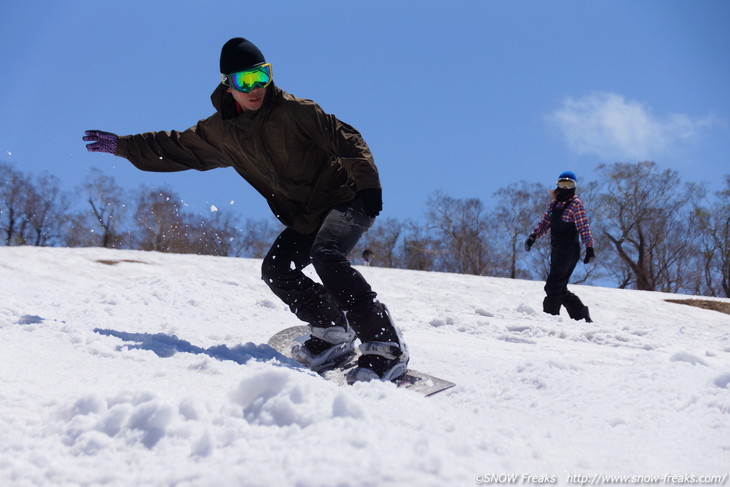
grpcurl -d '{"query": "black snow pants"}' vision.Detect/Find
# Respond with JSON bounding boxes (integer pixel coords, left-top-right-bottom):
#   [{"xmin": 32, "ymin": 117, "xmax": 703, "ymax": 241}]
[
  {"xmin": 543, "ymin": 203, "xmax": 588, "ymax": 320},
  {"xmin": 261, "ymin": 197, "xmax": 401, "ymax": 345}
]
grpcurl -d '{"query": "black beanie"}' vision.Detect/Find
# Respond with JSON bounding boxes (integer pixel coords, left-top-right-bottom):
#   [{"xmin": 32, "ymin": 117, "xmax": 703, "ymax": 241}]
[{"xmin": 220, "ymin": 37, "xmax": 266, "ymax": 74}]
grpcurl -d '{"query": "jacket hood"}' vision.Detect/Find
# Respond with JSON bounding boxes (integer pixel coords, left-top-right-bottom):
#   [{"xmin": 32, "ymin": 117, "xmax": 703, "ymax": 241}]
[{"xmin": 210, "ymin": 83, "xmax": 280, "ymax": 120}]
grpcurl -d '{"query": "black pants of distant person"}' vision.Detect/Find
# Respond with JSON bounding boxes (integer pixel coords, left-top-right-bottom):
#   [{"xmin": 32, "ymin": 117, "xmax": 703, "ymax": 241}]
[
  {"xmin": 261, "ymin": 196, "xmax": 401, "ymax": 345},
  {"xmin": 543, "ymin": 205, "xmax": 588, "ymax": 320}
]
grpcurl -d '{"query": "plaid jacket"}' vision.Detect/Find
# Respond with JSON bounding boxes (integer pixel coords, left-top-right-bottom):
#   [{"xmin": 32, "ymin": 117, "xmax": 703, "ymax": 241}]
[{"xmin": 531, "ymin": 195, "xmax": 594, "ymax": 248}]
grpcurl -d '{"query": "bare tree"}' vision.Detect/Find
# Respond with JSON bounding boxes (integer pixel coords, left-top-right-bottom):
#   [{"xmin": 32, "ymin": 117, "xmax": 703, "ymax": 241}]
[
  {"xmin": 712, "ymin": 174, "xmax": 730, "ymax": 298},
  {"xmin": 24, "ymin": 173, "xmax": 70, "ymax": 246},
  {"xmin": 426, "ymin": 191, "xmax": 497, "ymax": 275},
  {"xmin": 400, "ymin": 219, "xmax": 437, "ymax": 271},
  {"xmin": 68, "ymin": 169, "xmax": 129, "ymax": 248},
  {"xmin": 714, "ymin": 176, "xmax": 730, "ymax": 297},
  {"xmin": 132, "ymin": 187, "xmax": 187, "ymax": 253},
  {"xmin": 0, "ymin": 162, "xmax": 32, "ymax": 246},
  {"xmin": 594, "ymin": 161, "xmax": 691, "ymax": 291},
  {"xmin": 493, "ymin": 181, "xmax": 548, "ymax": 279},
  {"xmin": 694, "ymin": 175, "xmax": 730, "ymax": 297},
  {"xmin": 236, "ymin": 218, "xmax": 282, "ymax": 258},
  {"xmin": 130, "ymin": 189, "xmax": 279, "ymax": 257},
  {"xmin": 192, "ymin": 209, "xmax": 242, "ymax": 256},
  {"xmin": 357, "ymin": 217, "xmax": 404, "ymax": 268}
]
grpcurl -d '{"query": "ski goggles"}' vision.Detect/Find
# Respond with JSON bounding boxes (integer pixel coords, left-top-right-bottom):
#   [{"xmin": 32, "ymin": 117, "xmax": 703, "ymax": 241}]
[
  {"xmin": 221, "ymin": 63, "xmax": 273, "ymax": 93},
  {"xmin": 557, "ymin": 178, "xmax": 576, "ymax": 189}
]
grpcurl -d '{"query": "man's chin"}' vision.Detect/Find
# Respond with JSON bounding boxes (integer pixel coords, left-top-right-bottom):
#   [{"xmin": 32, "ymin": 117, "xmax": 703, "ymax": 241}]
[{"xmin": 244, "ymin": 99, "xmax": 263, "ymax": 111}]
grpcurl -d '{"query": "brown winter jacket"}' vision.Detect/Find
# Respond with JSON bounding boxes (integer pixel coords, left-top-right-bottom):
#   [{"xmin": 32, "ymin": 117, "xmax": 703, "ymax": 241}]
[{"xmin": 115, "ymin": 83, "xmax": 381, "ymax": 234}]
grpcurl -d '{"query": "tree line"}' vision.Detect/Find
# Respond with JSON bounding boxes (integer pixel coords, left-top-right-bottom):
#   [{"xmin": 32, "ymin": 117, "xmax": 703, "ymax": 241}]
[
  {"xmin": 2, "ymin": 160, "xmax": 729, "ymax": 298},
  {"xmin": 0, "ymin": 163, "xmax": 280, "ymax": 258}
]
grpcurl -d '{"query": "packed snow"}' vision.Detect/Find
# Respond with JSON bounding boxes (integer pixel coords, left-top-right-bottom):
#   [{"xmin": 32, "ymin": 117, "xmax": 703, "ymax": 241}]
[{"xmin": 1, "ymin": 246, "xmax": 728, "ymax": 487}]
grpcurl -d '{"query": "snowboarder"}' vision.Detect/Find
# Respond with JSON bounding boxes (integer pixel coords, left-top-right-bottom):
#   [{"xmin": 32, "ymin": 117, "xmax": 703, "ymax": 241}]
[
  {"xmin": 83, "ymin": 37, "xmax": 408, "ymax": 382},
  {"xmin": 524, "ymin": 171, "xmax": 595, "ymax": 322}
]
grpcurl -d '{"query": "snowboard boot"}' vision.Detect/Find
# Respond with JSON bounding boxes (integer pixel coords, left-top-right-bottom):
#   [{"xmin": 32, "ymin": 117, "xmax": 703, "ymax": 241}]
[
  {"xmin": 346, "ymin": 302, "xmax": 409, "ymax": 383},
  {"xmin": 291, "ymin": 324, "xmax": 357, "ymax": 372},
  {"xmin": 566, "ymin": 300, "xmax": 593, "ymax": 323},
  {"xmin": 582, "ymin": 306, "xmax": 593, "ymax": 323},
  {"xmin": 346, "ymin": 340, "xmax": 409, "ymax": 384}
]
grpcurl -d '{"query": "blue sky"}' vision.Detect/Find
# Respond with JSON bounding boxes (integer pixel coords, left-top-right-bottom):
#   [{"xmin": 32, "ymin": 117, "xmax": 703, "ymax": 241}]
[{"xmin": 1, "ymin": 0, "xmax": 728, "ymax": 223}]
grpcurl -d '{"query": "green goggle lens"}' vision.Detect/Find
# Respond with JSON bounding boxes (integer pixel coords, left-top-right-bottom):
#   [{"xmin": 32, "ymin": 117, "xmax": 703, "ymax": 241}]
[{"xmin": 224, "ymin": 63, "xmax": 272, "ymax": 93}]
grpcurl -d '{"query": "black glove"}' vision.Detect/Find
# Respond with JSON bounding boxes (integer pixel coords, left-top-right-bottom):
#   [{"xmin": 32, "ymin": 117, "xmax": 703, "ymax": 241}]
[
  {"xmin": 524, "ymin": 234, "xmax": 536, "ymax": 251},
  {"xmin": 584, "ymin": 247, "xmax": 595, "ymax": 264},
  {"xmin": 357, "ymin": 188, "xmax": 382, "ymax": 218}
]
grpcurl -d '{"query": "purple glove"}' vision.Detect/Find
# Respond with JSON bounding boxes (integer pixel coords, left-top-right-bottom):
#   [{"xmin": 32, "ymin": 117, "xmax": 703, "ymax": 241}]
[{"xmin": 84, "ymin": 130, "xmax": 119, "ymax": 154}]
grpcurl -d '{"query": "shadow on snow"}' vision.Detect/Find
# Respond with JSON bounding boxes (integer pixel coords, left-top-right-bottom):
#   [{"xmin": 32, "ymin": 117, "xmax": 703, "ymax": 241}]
[{"xmin": 93, "ymin": 328, "xmax": 303, "ymax": 369}]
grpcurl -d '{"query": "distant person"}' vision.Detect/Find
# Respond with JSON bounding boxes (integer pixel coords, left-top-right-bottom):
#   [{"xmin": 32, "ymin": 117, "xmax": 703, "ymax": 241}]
[
  {"xmin": 362, "ymin": 248, "xmax": 374, "ymax": 266},
  {"xmin": 83, "ymin": 37, "xmax": 408, "ymax": 383},
  {"xmin": 524, "ymin": 171, "xmax": 595, "ymax": 322}
]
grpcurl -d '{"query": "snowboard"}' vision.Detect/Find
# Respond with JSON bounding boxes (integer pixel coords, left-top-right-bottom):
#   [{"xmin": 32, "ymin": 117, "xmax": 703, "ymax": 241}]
[{"xmin": 267, "ymin": 325, "xmax": 455, "ymax": 397}]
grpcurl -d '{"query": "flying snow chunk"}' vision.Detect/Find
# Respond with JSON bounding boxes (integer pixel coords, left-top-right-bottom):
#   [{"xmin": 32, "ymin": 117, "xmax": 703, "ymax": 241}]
[{"xmin": 210, "ymin": 205, "xmax": 218, "ymax": 212}]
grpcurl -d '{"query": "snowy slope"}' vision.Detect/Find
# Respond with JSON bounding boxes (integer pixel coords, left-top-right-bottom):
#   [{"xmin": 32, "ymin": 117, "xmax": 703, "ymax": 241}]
[{"xmin": 1, "ymin": 246, "xmax": 728, "ymax": 487}]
